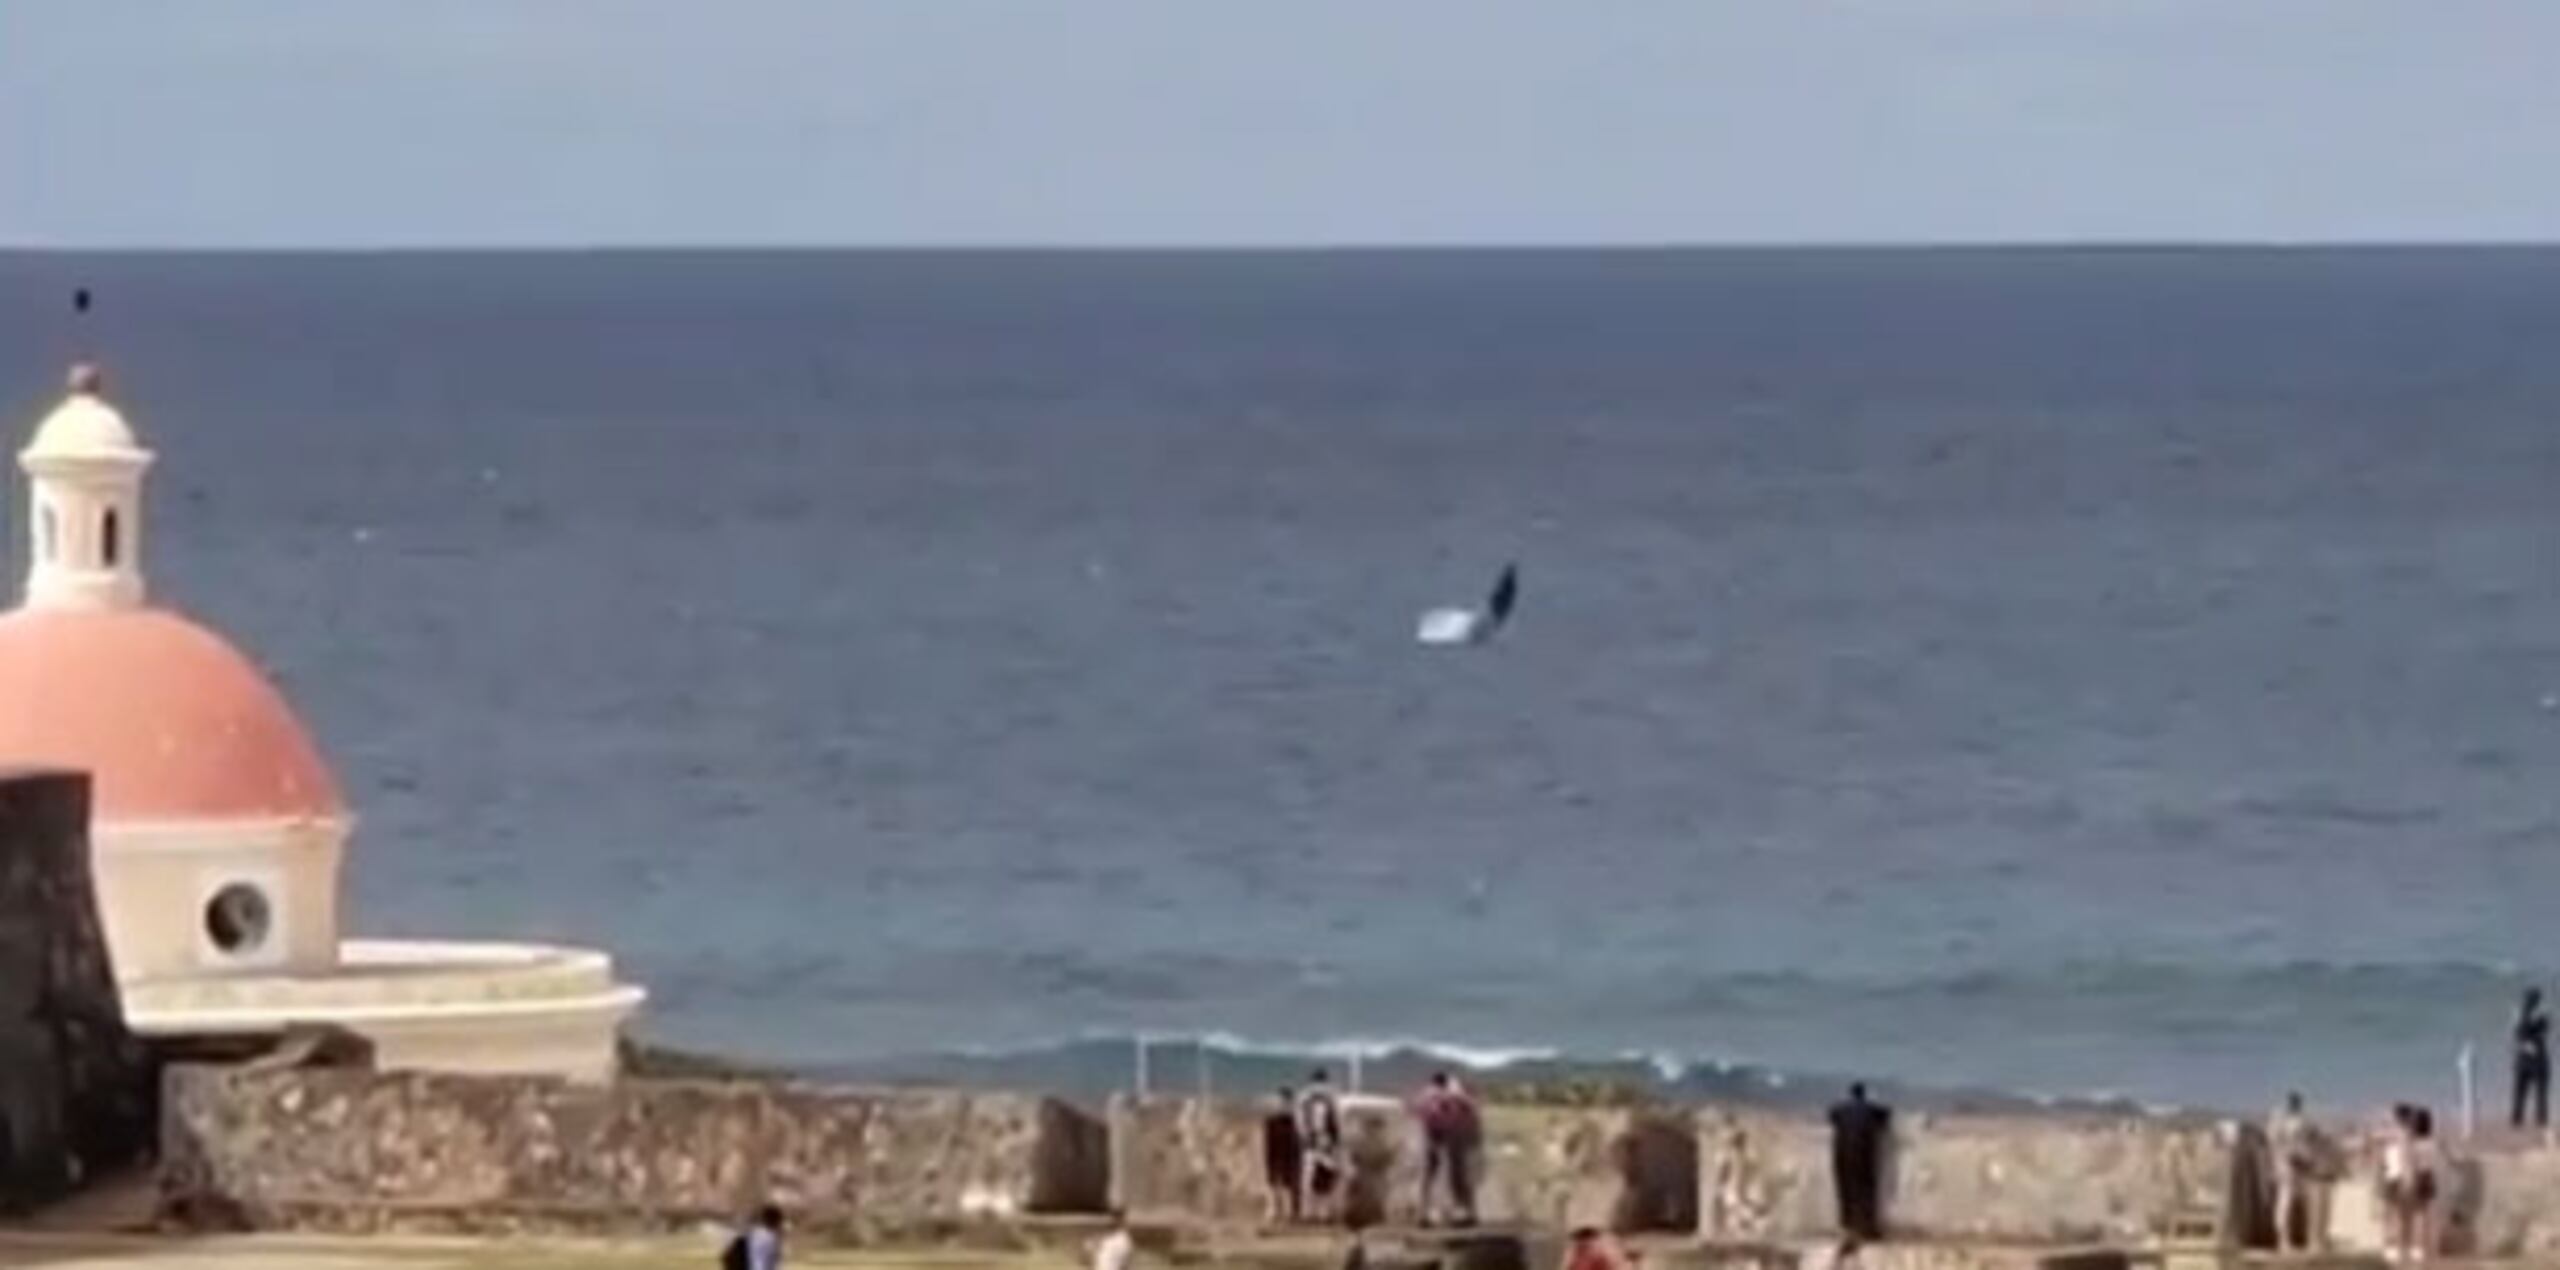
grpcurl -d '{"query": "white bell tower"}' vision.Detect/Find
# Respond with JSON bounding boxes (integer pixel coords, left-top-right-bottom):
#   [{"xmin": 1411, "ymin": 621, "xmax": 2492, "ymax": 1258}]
[{"xmin": 20, "ymin": 362, "xmax": 153, "ymax": 612}]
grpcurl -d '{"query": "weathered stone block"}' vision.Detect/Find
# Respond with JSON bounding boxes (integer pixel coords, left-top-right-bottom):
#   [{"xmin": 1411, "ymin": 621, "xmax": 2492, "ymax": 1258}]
[
  {"xmin": 1109, "ymin": 1094, "xmax": 1266, "ymax": 1220},
  {"xmin": 1700, "ymin": 1107, "xmax": 1834, "ymax": 1241},
  {"xmin": 1890, "ymin": 1112, "xmax": 2234, "ymax": 1243},
  {"xmin": 158, "ymin": 1065, "xmax": 1111, "ymax": 1239},
  {"xmin": 2305, "ymin": 1125, "xmax": 2560, "ymax": 1258},
  {"xmin": 1697, "ymin": 1106, "xmax": 2238, "ymax": 1245},
  {"xmin": 1111, "ymin": 1095, "xmax": 1697, "ymax": 1231}
]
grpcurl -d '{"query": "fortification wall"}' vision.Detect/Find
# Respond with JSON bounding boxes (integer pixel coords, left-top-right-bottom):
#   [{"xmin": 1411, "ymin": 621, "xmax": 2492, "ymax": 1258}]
[
  {"xmin": 2291, "ymin": 1126, "xmax": 2560, "ymax": 1258},
  {"xmin": 1110, "ymin": 1095, "xmax": 1262, "ymax": 1219},
  {"xmin": 0, "ymin": 769, "xmax": 155, "ymax": 1212},
  {"xmin": 1111, "ymin": 1096, "xmax": 1698, "ymax": 1231},
  {"xmin": 1700, "ymin": 1107, "xmax": 2241, "ymax": 1245},
  {"xmin": 158, "ymin": 1065, "xmax": 2263, "ymax": 1247},
  {"xmin": 159, "ymin": 1065, "xmax": 1110, "ymax": 1239},
  {"xmin": 2448, "ymin": 1138, "xmax": 2560, "ymax": 1258}
]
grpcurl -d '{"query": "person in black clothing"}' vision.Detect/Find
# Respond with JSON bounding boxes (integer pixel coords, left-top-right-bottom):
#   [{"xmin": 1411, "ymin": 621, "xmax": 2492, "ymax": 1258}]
[
  {"xmin": 2517, "ymin": 988, "xmax": 2551, "ymax": 1129},
  {"xmin": 1827, "ymin": 1083, "xmax": 1891, "ymax": 1241},
  {"xmin": 1265, "ymin": 1085, "xmax": 1305, "ymax": 1223}
]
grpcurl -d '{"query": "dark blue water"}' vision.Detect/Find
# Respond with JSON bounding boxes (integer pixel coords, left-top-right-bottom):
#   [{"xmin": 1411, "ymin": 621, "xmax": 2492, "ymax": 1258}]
[{"xmin": 3, "ymin": 249, "xmax": 2555, "ymax": 1113}]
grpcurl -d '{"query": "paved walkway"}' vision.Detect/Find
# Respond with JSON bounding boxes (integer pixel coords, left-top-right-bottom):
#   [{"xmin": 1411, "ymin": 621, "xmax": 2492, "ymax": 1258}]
[{"xmin": 0, "ymin": 1233, "xmax": 1073, "ymax": 1270}]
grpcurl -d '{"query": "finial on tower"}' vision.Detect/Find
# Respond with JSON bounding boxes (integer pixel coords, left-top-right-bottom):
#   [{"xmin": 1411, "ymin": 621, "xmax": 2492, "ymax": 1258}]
[{"xmin": 20, "ymin": 356, "xmax": 151, "ymax": 612}]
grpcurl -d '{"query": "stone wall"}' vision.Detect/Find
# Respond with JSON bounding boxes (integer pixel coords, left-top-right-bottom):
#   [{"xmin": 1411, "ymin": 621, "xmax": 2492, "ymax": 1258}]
[
  {"xmin": 152, "ymin": 1048, "xmax": 2316, "ymax": 1248},
  {"xmin": 2444, "ymin": 1137, "xmax": 2560, "ymax": 1258},
  {"xmin": 2293, "ymin": 1126, "xmax": 2560, "ymax": 1259},
  {"xmin": 1885, "ymin": 1112, "xmax": 2236, "ymax": 1243},
  {"xmin": 159, "ymin": 1065, "xmax": 1110, "ymax": 1239},
  {"xmin": 1700, "ymin": 1107, "xmax": 2239, "ymax": 1245},
  {"xmin": 1111, "ymin": 1095, "xmax": 1263, "ymax": 1220},
  {"xmin": 160, "ymin": 1067, "xmax": 2254, "ymax": 1247},
  {"xmin": 1111, "ymin": 1096, "xmax": 1697, "ymax": 1232},
  {"xmin": 0, "ymin": 769, "xmax": 155, "ymax": 1212},
  {"xmin": 1700, "ymin": 1108, "xmax": 1834, "ymax": 1241}
]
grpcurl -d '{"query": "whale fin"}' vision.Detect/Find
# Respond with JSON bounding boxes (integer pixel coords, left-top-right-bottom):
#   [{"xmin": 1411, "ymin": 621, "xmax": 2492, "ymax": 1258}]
[{"xmin": 1485, "ymin": 563, "xmax": 1519, "ymax": 628}]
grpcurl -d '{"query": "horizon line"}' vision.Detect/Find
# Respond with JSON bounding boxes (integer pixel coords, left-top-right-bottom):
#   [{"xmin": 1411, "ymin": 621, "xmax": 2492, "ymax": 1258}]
[{"xmin": 8, "ymin": 238, "xmax": 2560, "ymax": 257}]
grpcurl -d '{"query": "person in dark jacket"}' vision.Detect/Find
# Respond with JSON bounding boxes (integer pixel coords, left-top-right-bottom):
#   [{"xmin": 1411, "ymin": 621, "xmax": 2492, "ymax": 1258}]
[
  {"xmin": 1827, "ymin": 1084, "xmax": 1891, "ymax": 1241},
  {"xmin": 1265, "ymin": 1086, "xmax": 1305, "ymax": 1223},
  {"xmin": 2515, "ymin": 988, "xmax": 2550, "ymax": 1129}
]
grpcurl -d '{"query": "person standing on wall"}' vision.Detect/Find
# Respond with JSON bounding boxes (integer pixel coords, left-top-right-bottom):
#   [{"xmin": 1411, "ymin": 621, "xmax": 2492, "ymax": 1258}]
[
  {"xmin": 2381, "ymin": 1103, "xmax": 2443, "ymax": 1264},
  {"xmin": 1443, "ymin": 1073, "xmax": 1483, "ymax": 1226},
  {"xmin": 1298, "ymin": 1068, "xmax": 1346, "ymax": 1225},
  {"xmin": 2407, "ymin": 1106, "xmax": 2441, "ymax": 1263},
  {"xmin": 1411, "ymin": 1071, "xmax": 1482, "ymax": 1227},
  {"xmin": 1826, "ymin": 1083, "xmax": 1891, "ymax": 1242},
  {"xmin": 2267, "ymin": 1091, "xmax": 2334, "ymax": 1253},
  {"xmin": 2514, "ymin": 987, "xmax": 2549, "ymax": 1129}
]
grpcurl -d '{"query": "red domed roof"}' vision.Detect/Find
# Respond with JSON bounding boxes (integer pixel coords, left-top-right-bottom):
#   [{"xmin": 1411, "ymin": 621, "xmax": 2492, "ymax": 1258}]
[{"xmin": 0, "ymin": 606, "xmax": 345, "ymax": 822}]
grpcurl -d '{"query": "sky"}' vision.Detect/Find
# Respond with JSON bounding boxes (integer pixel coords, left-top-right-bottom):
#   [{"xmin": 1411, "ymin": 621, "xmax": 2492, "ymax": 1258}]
[{"xmin": 6, "ymin": 1, "xmax": 2560, "ymax": 248}]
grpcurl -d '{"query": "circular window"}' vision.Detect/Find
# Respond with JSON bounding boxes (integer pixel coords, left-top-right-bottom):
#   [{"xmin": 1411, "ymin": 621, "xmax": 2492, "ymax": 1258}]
[{"xmin": 204, "ymin": 883, "xmax": 273, "ymax": 955}]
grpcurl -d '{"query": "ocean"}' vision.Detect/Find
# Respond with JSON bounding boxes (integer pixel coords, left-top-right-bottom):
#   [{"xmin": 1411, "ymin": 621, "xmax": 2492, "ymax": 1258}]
[{"xmin": 1, "ymin": 248, "xmax": 2554, "ymax": 1114}]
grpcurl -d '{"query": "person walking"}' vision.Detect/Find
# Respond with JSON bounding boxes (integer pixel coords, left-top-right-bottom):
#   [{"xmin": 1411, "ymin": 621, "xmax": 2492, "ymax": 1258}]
[
  {"xmin": 720, "ymin": 1204, "xmax": 784, "ymax": 1270},
  {"xmin": 2515, "ymin": 988, "xmax": 2550, "ymax": 1129},
  {"xmin": 1091, "ymin": 1210, "xmax": 1135, "ymax": 1270},
  {"xmin": 1561, "ymin": 1226, "xmax": 1623, "ymax": 1270},
  {"xmin": 1826, "ymin": 1083, "xmax": 1891, "ymax": 1242}
]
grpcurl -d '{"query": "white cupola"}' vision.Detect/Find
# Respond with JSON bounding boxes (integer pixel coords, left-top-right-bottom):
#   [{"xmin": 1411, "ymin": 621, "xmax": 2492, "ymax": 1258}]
[{"xmin": 20, "ymin": 362, "xmax": 153, "ymax": 612}]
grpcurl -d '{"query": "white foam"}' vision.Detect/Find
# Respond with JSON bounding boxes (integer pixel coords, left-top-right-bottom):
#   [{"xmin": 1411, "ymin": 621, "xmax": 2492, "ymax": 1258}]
[{"xmin": 1131, "ymin": 1029, "xmax": 1562, "ymax": 1071}]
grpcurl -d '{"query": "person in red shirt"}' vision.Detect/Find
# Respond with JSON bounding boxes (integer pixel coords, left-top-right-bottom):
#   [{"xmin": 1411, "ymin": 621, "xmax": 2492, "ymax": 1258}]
[
  {"xmin": 1561, "ymin": 1227, "xmax": 1620, "ymax": 1270},
  {"xmin": 1410, "ymin": 1072, "xmax": 1480, "ymax": 1226}
]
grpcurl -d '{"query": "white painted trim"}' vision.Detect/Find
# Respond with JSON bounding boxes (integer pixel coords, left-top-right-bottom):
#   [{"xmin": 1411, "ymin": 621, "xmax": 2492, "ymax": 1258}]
[
  {"xmin": 125, "ymin": 983, "xmax": 647, "ymax": 1032},
  {"xmin": 98, "ymin": 816, "xmax": 354, "ymax": 852},
  {"xmin": 338, "ymin": 938, "xmax": 616, "ymax": 969}
]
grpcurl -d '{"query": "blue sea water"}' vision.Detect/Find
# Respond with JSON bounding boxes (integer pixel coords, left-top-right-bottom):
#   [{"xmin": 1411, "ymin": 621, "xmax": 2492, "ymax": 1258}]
[{"xmin": 1, "ymin": 248, "xmax": 2555, "ymax": 1113}]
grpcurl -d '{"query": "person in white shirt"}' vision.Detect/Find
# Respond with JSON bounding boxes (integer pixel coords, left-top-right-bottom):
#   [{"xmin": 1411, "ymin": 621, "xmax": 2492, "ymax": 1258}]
[
  {"xmin": 2267, "ymin": 1092, "xmax": 2332, "ymax": 1253},
  {"xmin": 1092, "ymin": 1210, "xmax": 1135, "ymax": 1270},
  {"xmin": 1297, "ymin": 1070, "xmax": 1345, "ymax": 1224},
  {"xmin": 2380, "ymin": 1104, "xmax": 2439, "ymax": 1264},
  {"xmin": 724, "ymin": 1204, "xmax": 783, "ymax": 1270}
]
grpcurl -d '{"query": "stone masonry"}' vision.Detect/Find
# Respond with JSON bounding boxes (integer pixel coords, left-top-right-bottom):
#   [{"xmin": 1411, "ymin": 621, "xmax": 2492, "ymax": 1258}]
[
  {"xmin": 1698, "ymin": 1106, "xmax": 2239, "ymax": 1245},
  {"xmin": 159, "ymin": 1065, "xmax": 1109, "ymax": 1240},
  {"xmin": 163, "ymin": 1068, "xmax": 2270, "ymax": 1247},
  {"xmin": 1111, "ymin": 1094, "xmax": 1696, "ymax": 1232},
  {"xmin": 0, "ymin": 768, "xmax": 155, "ymax": 1212}
]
